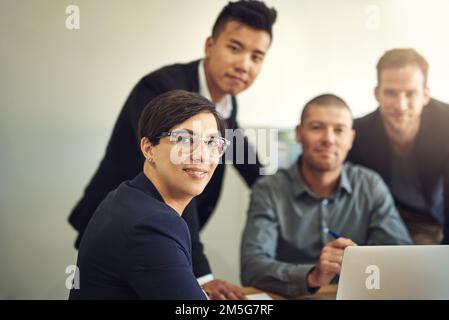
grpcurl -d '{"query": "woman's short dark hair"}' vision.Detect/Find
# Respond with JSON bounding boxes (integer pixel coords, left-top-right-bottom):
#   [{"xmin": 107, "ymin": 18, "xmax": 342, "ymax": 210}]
[
  {"xmin": 138, "ymin": 90, "xmax": 225, "ymax": 145},
  {"xmin": 212, "ymin": 0, "xmax": 277, "ymax": 40}
]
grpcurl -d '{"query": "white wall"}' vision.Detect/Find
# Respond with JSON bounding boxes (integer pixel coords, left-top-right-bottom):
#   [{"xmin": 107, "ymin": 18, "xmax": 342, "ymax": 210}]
[{"xmin": 1, "ymin": 0, "xmax": 449, "ymax": 299}]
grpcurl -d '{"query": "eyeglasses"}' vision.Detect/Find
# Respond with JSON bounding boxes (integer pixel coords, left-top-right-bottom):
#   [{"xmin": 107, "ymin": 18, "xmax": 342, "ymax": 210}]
[{"xmin": 155, "ymin": 130, "xmax": 230, "ymax": 158}]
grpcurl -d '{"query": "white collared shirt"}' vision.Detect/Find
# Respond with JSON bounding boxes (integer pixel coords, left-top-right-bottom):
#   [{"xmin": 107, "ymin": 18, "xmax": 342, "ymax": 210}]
[
  {"xmin": 198, "ymin": 59, "xmax": 233, "ymax": 119},
  {"xmin": 195, "ymin": 60, "xmax": 233, "ymax": 287}
]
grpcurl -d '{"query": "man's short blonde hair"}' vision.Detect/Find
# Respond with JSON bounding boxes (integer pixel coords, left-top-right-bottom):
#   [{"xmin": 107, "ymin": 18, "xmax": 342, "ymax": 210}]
[{"xmin": 376, "ymin": 48, "xmax": 429, "ymax": 86}]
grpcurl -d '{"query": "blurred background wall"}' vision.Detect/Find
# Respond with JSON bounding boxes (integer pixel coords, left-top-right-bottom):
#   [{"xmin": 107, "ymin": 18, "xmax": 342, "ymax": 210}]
[{"xmin": 1, "ymin": 0, "xmax": 449, "ymax": 299}]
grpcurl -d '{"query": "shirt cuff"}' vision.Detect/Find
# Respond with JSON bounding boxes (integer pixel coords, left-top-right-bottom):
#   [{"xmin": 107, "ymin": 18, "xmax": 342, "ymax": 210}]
[
  {"xmin": 197, "ymin": 273, "xmax": 214, "ymax": 286},
  {"xmin": 284, "ymin": 264, "xmax": 318, "ymax": 297},
  {"xmin": 305, "ymin": 267, "xmax": 320, "ymax": 294}
]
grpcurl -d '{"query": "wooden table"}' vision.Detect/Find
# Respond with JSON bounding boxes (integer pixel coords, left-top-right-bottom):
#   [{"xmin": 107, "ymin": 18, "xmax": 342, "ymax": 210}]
[
  {"xmin": 243, "ymin": 285, "xmax": 337, "ymax": 300},
  {"xmin": 243, "ymin": 287, "xmax": 286, "ymax": 300},
  {"xmin": 308, "ymin": 284, "xmax": 338, "ymax": 299}
]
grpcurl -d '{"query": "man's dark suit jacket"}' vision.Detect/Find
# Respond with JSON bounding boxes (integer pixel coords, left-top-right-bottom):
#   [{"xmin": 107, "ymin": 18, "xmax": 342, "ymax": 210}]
[
  {"xmin": 69, "ymin": 173, "xmax": 207, "ymax": 300},
  {"xmin": 347, "ymin": 98, "xmax": 449, "ymax": 244},
  {"xmin": 68, "ymin": 60, "xmax": 261, "ymax": 277}
]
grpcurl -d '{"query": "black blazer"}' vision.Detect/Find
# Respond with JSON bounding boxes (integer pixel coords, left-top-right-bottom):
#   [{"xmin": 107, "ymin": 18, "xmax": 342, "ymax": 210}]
[
  {"xmin": 68, "ymin": 60, "xmax": 261, "ymax": 277},
  {"xmin": 348, "ymin": 99, "xmax": 449, "ymax": 244},
  {"xmin": 69, "ymin": 173, "xmax": 207, "ymax": 300}
]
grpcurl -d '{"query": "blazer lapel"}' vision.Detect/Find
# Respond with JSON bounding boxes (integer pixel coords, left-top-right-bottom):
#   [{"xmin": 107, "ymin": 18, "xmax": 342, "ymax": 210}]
[{"xmin": 369, "ymin": 109, "xmax": 392, "ymax": 184}]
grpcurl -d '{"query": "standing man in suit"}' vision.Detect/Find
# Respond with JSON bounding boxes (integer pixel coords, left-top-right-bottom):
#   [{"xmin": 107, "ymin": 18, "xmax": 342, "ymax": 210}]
[
  {"xmin": 348, "ymin": 48, "xmax": 449, "ymax": 245},
  {"xmin": 69, "ymin": 0, "xmax": 277, "ymax": 299}
]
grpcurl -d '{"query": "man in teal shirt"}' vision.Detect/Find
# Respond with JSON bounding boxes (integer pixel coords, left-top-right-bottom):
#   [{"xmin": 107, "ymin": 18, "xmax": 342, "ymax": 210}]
[{"xmin": 240, "ymin": 94, "xmax": 411, "ymax": 298}]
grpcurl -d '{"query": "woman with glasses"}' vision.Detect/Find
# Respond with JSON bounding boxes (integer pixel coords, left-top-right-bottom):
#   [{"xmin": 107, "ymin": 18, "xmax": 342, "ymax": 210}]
[{"xmin": 69, "ymin": 90, "xmax": 229, "ymax": 300}]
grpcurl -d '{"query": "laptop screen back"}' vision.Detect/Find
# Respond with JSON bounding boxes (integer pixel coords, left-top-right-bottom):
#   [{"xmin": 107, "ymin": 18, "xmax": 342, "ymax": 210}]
[{"xmin": 337, "ymin": 245, "xmax": 449, "ymax": 300}]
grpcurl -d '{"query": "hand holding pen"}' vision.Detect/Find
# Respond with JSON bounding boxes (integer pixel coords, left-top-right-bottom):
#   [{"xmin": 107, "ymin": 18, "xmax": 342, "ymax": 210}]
[{"xmin": 306, "ymin": 228, "xmax": 357, "ymax": 288}]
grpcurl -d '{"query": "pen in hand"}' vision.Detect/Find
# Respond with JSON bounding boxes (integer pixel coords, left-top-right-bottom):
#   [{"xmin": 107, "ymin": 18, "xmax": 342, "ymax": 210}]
[{"xmin": 324, "ymin": 227, "xmax": 342, "ymax": 239}]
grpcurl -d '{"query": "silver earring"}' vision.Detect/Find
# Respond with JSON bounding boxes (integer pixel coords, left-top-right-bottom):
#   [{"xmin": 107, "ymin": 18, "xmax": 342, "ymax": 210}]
[{"xmin": 147, "ymin": 156, "xmax": 153, "ymax": 163}]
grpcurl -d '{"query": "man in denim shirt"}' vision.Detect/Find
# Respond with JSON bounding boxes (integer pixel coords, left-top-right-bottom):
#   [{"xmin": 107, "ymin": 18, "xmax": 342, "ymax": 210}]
[{"xmin": 241, "ymin": 94, "xmax": 411, "ymax": 298}]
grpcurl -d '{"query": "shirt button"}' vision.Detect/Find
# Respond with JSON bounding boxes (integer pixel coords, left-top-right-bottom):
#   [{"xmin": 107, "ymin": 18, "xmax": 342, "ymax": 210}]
[{"xmin": 321, "ymin": 199, "xmax": 329, "ymax": 206}]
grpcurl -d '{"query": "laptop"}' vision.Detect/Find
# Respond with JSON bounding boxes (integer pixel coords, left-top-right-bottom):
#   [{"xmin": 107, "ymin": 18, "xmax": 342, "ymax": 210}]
[{"xmin": 337, "ymin": 245, "xmax": 449, "ymax": 300}]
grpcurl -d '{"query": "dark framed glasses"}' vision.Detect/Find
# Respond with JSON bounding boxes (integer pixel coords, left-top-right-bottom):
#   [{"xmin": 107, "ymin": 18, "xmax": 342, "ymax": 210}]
[{"xmin": 156, "ymin": 130, "xmax": 230, "ymax": 157}]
